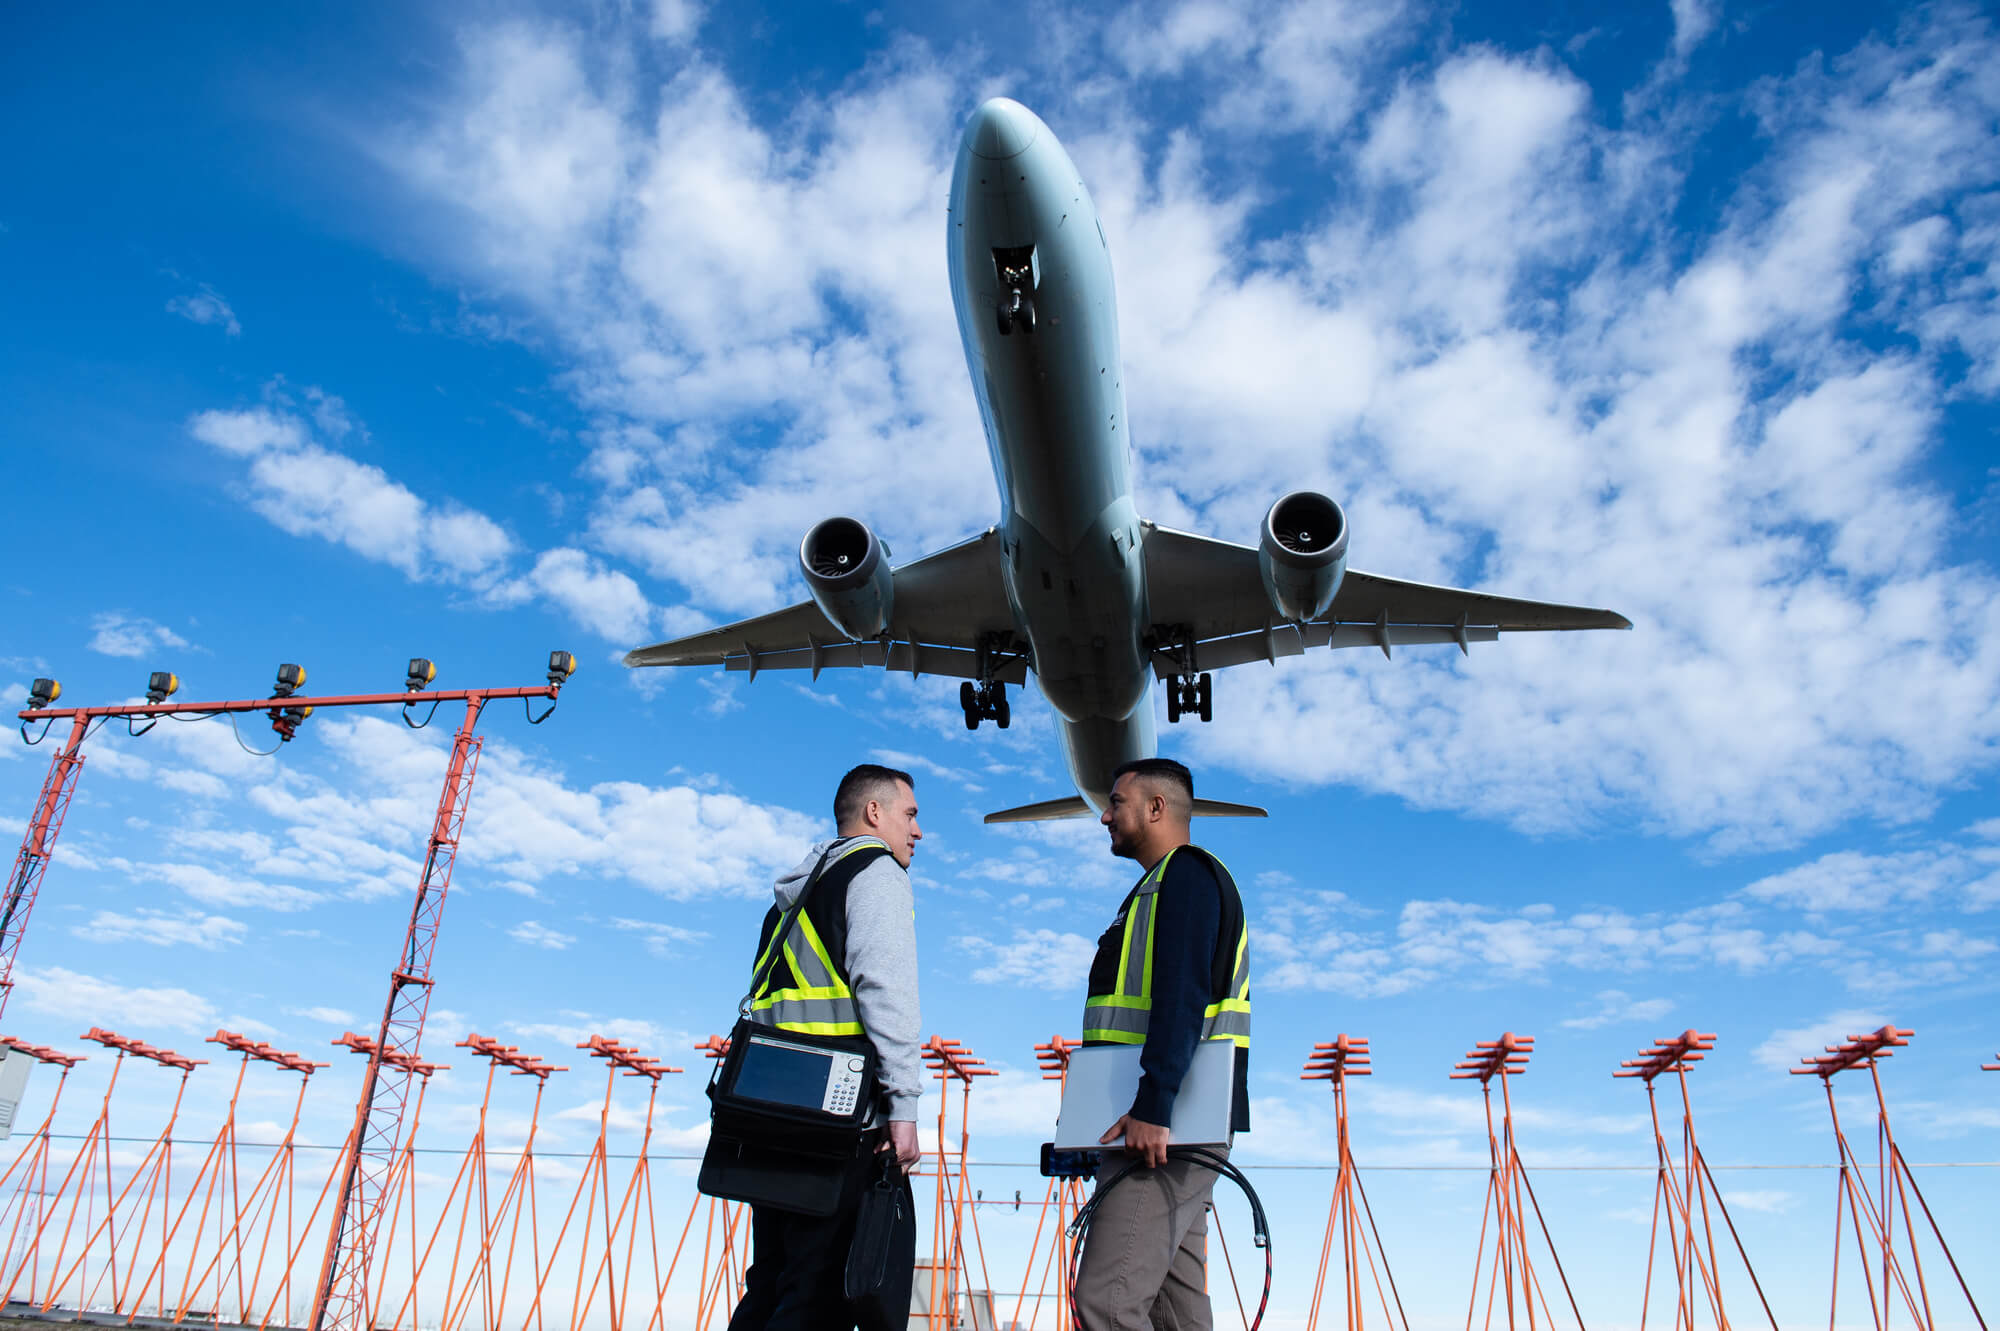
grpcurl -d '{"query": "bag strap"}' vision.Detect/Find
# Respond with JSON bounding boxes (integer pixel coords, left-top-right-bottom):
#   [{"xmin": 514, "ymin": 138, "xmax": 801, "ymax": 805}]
[{"xmin": 737, "ymin": 840, "xmax": 862, "ymax": 1016}]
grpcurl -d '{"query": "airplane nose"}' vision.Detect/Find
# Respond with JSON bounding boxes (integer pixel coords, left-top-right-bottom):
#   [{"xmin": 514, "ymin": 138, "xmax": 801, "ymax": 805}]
[{"xmin": 963, "ymin": 98, "xmax": 1040, "ymax": 161}]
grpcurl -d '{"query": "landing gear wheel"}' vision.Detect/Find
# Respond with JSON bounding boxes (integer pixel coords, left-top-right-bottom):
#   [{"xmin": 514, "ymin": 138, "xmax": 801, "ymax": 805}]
[
  {"xmin": 1166, "ymin": 685, "xmax": 1182, "ymax": 724},
  {"xmin": 961, "ymin": 681, "xmax": 980, "ymax": 730},
  {"xmin": 1196, "ymin": 673, "xmax": 1212, "ymax": 723},
  {"xmin": 995, "ymin": 695, "xmax": 1011, "ymax": 729}
]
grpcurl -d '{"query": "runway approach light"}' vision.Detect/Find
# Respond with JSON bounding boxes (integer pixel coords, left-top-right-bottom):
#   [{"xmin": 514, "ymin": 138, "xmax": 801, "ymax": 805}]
[
  {"xmin": 28, "ymin": 679, "xmax": 60, "ymax": 709},
  {"xmin": 273, "ymin": 664, "xmax": 307, "ymax": 699},
  {"xmin": 547, "ymin": 651, "xmax": 577, "ymax": 686},
  {"xmin": 146, "ymin": 672, "xmax": 179, "ymax": 704},
  {"xmin": 406, "ymin": 658, "xmax": 437, "ymax": 692},
  {"xmin": 271, "ymin": 703, "xmax": 313, "ymax": 743}
]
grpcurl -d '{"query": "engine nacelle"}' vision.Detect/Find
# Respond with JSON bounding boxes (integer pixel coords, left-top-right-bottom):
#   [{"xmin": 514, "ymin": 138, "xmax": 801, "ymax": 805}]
[
  {"xmin": 800, "ymin": 516, "xmax": 895, "ymax": 640},
  {"xmin": 1258, "ymin": 491, "xmax": 1349, "ymax": 622}
]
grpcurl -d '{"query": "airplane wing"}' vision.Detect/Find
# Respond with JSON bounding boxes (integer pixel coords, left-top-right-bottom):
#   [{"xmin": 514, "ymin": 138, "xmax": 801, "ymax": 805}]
[
  {"xmin": 1142, "ymin": 524, "xmax": 1630, "ymax": 675},
  {"xmin": 622, "ymin": 529, "xmax": 1027, "ymax": 683}
]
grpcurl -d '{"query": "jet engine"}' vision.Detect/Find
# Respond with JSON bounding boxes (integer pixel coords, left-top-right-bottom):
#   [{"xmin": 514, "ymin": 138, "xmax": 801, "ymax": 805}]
[
  {"xmin": 800, "ymin": 516, "xmax": 895, "ymax": 640},
  {"xmin": 1258, "ymin": 491, "xmax": 1349, "ymax": 622}
]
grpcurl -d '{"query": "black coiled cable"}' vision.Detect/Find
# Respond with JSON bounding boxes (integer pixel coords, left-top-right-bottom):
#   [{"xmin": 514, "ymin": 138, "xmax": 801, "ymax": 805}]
[{"xmin": 1065, "ymin": 1146, "xmax": 1271, "ymax": 1331}]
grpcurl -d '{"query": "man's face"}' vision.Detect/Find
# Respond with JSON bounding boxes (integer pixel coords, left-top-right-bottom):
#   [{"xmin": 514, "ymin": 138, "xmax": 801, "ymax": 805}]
[
  {"xmin": 1099, "ymin": 774, "xmax": 1151, "ymax": 860},
  {"xmin": 871, "ymin": 781, "xmax": 922, "ymax": 868}
]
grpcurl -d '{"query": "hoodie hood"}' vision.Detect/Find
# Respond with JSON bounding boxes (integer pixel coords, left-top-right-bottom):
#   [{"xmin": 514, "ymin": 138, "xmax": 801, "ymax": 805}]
[{"xmin": 773, "ymin": 836, "xmax": 886, "ymax": 907}]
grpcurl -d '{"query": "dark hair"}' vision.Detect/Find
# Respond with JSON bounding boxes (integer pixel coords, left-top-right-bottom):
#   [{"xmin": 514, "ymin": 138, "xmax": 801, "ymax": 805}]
[
  {"xmin": 834, "ymin": 763, "xmax": 915, "ymax": 827},
  {"xmin": 1110, "ymin": 757, "xmax": 1194, "ymax": 803}
]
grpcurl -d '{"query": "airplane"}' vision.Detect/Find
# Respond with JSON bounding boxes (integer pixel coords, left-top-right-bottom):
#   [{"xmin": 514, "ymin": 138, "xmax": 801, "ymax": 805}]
[{"xmin": 624, "ymin": 98, "xmax": 1630, "ymax": 823}]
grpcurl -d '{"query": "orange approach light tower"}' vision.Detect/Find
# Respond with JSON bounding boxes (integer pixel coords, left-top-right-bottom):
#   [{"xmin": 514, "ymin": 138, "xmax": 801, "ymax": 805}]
[
  {"xmin": 1451, "ymin": 1033, "xmax": 1584, "ymax": 1331},
  {"xmin": 1614, "ymin": 1031, "xmax": 1775, "ymax": 1331},
  {"xmin": 1301, "ymin": 1035, "xmax": 1406, "ymax": 1331},
  {"xmin": 1791, "ymin": 1026, "xmax": 1986, "ymax": 1331}
]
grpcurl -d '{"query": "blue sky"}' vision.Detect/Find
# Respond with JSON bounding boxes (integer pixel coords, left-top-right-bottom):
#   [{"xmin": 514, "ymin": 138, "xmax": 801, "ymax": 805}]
[{"xmin": 2, "ymin": 2, "xmax": 1997, "ymax": 1326}]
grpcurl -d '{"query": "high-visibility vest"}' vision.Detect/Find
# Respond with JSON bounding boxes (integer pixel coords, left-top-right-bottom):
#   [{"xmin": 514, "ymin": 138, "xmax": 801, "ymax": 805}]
[
  {"xmin": 745, "ymin": 840, "xmax": 891, "ymax": 1037},
  {"xmin": 1081, "ymin": 845, "xmax": 1251, "ymax": 1048}
]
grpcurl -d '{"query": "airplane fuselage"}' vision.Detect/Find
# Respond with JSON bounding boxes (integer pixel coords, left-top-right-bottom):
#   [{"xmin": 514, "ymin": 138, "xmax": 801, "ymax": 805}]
[{"xmin": 947, "ymin": 100, "xmax": 1155, "ymax": 807}]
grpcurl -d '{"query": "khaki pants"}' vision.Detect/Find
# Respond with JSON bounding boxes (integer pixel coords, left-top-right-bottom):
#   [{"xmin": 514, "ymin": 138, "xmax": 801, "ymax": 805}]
[{"xmin": 1072, "ymin": 1145, "xmax": 1225, "ymax": 1331}]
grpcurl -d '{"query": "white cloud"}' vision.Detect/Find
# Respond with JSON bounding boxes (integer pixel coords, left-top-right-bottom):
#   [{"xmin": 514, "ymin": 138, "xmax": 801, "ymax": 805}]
[
  {"xmin": 126, "ymin": 861, "xmax": 324, "ymax": 913},
  {"xmin": 1751, "ymin": 1008, "xmax": 1889, "ymax": 1073},
  {"xmin": 167, "ymin": 283, "xmax": 241, "ymax": 336},
  {"xmin": 1720, "ymin": 1189, "xmax": 1795, "ymax": 1214},
  {"xmin": 1668, "ymin": 0, "xmax": 1718, "ymax": 59},
  {"xmin": 88, "ymin": 613, "xmax": 190, "ymax": 659},
  {"xmin": 501, "ymin": 548, "xmax": 651, "ymax": 641},
  {"xmin": 508, "ymin": 920, "xmax": 576, "ymax": 950},
  {"xmin": 612, "ymin": 918, "xmax": 707, "ymax": 956},
  {"xmin": 12, "ymin": 966, "xmax": 217, "ymax": 1035},
  {"xmin": 1560, "ymin": 990, "xmax": 1675, "ymax": 1031},
  {"xmin": 74, "ymin": 908, "xmax": 247, "ymax": 951},
  {"xmin": 1742, "ymin": 843, "xmax": 2000, "ymax": 913},
  {"xmin": 957, "ymin": 929, "xmax": 1097, "ymax": 990},
  {"xmin": 289, "ymin": 1005, "xmax": 357, "ymax": 1026}
]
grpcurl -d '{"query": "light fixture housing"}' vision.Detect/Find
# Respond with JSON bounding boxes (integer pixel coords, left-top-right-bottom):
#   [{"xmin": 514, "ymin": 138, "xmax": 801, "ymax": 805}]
[
  {"xmin": 406, "ymin": 658, "xmax": 437, "ymax": 692},
  {"xmin": 547, "ymin": 650, "xmax": 577, "ymax": 685},
  {"xmin": 146, "ymin": 672, "xmax": 180, "ymax": 704},
  {"xmin": 28, "ymin": 679, "xmax": 61, "ymax": 709},
  {"xmin": 273, "ymin": 663, "xmax": 306, "ymax": 698}
]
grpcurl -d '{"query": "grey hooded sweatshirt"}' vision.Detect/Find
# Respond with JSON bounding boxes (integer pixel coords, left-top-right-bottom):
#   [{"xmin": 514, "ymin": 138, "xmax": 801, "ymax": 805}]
[{"xmin": 769, "ymin": 837, "xmax": 923, "ymax": 1123}]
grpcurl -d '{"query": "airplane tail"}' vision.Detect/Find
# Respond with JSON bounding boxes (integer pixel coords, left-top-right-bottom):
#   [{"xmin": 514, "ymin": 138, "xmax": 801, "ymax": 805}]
[{"xmin": 983, "ymin": 796, "xmax": 1269, "ymax": 824}]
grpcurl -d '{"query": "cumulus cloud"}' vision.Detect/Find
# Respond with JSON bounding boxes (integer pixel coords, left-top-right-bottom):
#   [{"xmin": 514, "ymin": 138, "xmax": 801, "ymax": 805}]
[
  {"xmin": 957, "ymin": 928, "xmax": 1098, "ymax": 990},
  {"xmin": 74, "ymin": 907, "xmax": 247, "ymax": 950},
  {"xmin": 88, "ymin": 613, "xmax": 190, "ymax": 659},
  {"xmin": 508, "ymin": 920, "xmax": 577, "ymax": 950},
  {"xmin": 12, "ymin": 966, "xmax": 218, "ymax": 1034},
  {"xmin": 1751, "ymin": 1008, "xmax": 1889, "ymax": 1073}
]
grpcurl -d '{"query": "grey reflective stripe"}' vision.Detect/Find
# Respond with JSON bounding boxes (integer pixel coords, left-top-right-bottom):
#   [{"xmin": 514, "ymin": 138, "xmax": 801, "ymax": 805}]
[
  {"xmin": 747, "ymin": 996, "xmax": 862, "ymax": 1028},
  {"xmin": 782, "ymin": 922, "xmax": 839, "ymax": 989},
  {"xmin": 1121, "ymin": 894, "xmax": 1155, "ymax": 996},
  {"xmin": 1082, "ymin": 1004, "xmax": 1150, "ymax": 1037},
  {"xmin": 1200, "ymin": 1009, "xmax": 1251, "ymax": 1040}
]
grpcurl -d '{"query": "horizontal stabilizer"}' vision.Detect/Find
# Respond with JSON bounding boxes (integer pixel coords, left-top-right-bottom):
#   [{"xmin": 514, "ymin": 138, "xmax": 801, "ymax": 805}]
[
  {"xmin": 1192, "ymin": 798, "xmax": 1268, "ymax": 818},
  {"xmin": 984, "ymin": 795, "xmax": 1270, "ymax": 823},
  {"xmin": 984, "ymin": 796, "xmax": 1092, "ymax": 824}
]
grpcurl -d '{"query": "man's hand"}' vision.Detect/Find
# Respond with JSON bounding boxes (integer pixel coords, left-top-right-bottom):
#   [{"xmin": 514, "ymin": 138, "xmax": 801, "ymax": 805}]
[
  {"xmin": 1101, "ymin": 1113, "xmax": 1170, "ymax": 1168},
  {"xmin": 882, "ymin": 1119, "xmax": 920, "ymax": 1172}
]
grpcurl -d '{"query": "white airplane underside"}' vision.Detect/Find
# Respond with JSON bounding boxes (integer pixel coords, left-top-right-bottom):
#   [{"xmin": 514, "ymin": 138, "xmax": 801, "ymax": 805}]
[{"xmin": 624, "ymin": 99, "xmax": 1629, "ymax": 822}]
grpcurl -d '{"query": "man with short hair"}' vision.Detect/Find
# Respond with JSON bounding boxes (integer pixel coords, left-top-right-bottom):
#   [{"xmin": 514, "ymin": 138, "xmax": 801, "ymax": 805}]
[
  {"xmin": 726, "ymin": 764, "xmax": 924, "ymax": 1331},
  {"xmin": 1073, "ymin": 758, "xmax": 1251, "ymax": 1330}
]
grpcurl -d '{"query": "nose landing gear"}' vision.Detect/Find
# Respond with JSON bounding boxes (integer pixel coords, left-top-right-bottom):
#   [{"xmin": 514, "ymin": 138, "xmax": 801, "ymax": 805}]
[
  {"xmin": 1165, "ymin": 673, "xmax": 1211, "ymax": 724},
  {"xmin": 961, "ymin": 680, "xmax": 1011, "ymax": 730},
  {"xmin": 994, "ymin": 245, "xmax": 1037, "ymax": 336}
]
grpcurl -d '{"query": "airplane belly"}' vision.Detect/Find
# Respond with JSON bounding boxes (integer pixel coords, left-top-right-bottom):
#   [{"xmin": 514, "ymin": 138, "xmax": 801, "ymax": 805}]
[{"xmin": 1004, "ymin": 500, "xmax": 1150, "ymax": 723}]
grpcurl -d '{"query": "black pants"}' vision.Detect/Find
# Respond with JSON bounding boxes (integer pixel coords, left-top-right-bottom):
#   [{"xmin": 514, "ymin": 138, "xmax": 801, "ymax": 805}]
[{"xmin": 727, "ymin": 1145, "xmax": 892, "ymax": 1331}]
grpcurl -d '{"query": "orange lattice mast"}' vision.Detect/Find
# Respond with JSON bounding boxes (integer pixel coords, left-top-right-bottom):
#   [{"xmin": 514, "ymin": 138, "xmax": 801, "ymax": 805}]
[
  {"xmin": 531, "ymin": 1035, "xmax": 682, "ymax": 1331},
  {"xmin": 1000, "ymin": 1036, "xmax": 1085, "ymax": 1331},
  {"xmin": 322, "ymin": 1033, "xmax": 447, "ymax": 1331},
  {"xmin": 674, "ymin": 1035, "xmax": 751, "ymax": 1331},
  {"xmin": 919, "ymin": 1036, "xmax": 999, "ymax": 1331},
  {"xmin": 0, "ymin": 1037, "xmax": 83, "ymax": 1305},
  {"xmin": 123, "ymin": 1030, "xmax": 329, "ymax": 1325},
  {"xmin": 1451, "ymin": 1033, "xmax": 1583, "ymax": 1331},
  {"xmin": 383, "ymin": 1032, "xmax": 561, "ymax": 1331},
  {"xmin": 1615, "ymin": 1031, "xmax": 1775, "ymax": 1331},
  {"xmin": 9, "ymin": 1028, "xmax": 205, "ymax": 1317},
  {"xmin": 1301, "ymin": 1035, "xmax": 1405, "ymax": 1331},
  {"xmin": 1791, "ymin": 1025, "xmax": 1987, "ymax": 1331}
]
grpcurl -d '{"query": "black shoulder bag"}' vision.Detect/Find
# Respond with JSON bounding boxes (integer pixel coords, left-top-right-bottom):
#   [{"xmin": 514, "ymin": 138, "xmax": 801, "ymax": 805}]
[{"xmin": 698, "ymin": 844, "xmax": 886, "ymax": 1216}]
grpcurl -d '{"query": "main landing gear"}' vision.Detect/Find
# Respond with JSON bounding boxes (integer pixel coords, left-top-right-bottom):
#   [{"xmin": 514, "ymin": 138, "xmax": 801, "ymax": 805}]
[
  {"xmin": 1166, "ymin": 673, "xmax": 1212, "ymax": 724},
  {"xmin": 962, "ymin": 680, "xmax": 1011, "ymax": 730}
]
